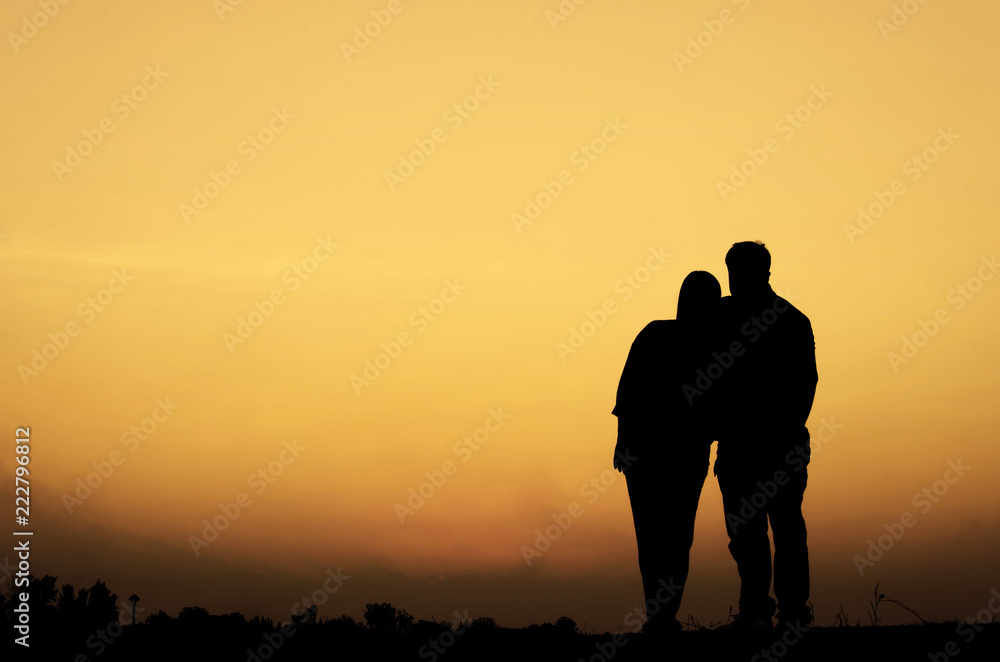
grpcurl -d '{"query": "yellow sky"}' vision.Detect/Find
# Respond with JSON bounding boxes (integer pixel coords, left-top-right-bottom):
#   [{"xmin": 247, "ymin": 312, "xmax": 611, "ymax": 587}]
[{"xmin": 2, "ymin": 0, "xmax": 998, "ymax": 630}]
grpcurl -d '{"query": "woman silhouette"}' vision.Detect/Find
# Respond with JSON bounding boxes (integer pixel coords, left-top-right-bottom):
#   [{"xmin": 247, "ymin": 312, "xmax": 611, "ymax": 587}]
[{"xmin": 612, "ymin": 270, "xmax": 721, "ymax": 635}]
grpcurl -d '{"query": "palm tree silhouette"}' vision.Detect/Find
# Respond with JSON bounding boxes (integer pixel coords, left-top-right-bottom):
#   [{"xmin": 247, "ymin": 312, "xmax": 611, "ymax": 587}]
[{"xmin": 129, "ymin": 594, "xmax": 140, "ymax": 626}]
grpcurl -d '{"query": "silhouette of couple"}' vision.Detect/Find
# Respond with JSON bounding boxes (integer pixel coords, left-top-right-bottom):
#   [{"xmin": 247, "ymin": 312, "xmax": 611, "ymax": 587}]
[{"xmin": 612, "ymin": 241, "xmax": 818, "ymax": 635}]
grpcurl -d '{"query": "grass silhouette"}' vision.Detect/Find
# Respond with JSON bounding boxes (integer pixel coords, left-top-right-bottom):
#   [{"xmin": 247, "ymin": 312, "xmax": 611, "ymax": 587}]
[{"xmin": 6, "ymin": 575, "xmax": 998, "ymax": 661}]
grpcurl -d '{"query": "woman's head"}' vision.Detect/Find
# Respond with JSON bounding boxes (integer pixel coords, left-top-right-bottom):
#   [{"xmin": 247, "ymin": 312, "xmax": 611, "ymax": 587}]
[{"xmin": 677, "ymin": 270, "xmax": 721, "ymax": 320}]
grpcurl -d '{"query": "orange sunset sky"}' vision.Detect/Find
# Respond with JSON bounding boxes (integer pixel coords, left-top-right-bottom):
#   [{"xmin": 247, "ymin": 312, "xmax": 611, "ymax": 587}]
[{"xmin": 2, "ymin": 0, "xmax": 999, "ymax": 632}]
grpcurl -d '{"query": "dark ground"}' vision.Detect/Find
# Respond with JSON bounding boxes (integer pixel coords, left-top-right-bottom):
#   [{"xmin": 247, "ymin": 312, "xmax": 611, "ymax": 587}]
[{"xmin": 18, "ymin": 618, "xmax": 1000, "ymax": 661}]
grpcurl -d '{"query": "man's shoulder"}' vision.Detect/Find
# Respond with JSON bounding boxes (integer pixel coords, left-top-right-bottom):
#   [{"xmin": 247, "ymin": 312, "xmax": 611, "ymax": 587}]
[
  {"xmin": 775, "ymin": 296, "xmax": 811, "ymax": 326},
  {"xmin": 771, "ymin": 297, "xmax": 815, "ymax": 350},
  {"xmin": 750, "ymin": 287, "xmax": 810, "ymax": 324}
]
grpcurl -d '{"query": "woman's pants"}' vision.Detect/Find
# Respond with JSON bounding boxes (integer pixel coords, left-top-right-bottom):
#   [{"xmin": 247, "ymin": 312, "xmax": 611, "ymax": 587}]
[{"xmin": 625, "ymin": 443, "xmax": 711, "ymax": 626}]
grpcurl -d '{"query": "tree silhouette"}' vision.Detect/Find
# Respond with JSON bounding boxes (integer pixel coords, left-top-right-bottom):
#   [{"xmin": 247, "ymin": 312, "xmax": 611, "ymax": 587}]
[
  {"xmin": 178, "ymin": 606, "xmax": 211, "ymax": 624},
  {"xmin": 85, "ymin": 579, "xmax": 119, "ymax": 626},
  {"xmin": 29, "ymin": 574, "xmax": 59, "ymax": 609},
  {"xmin": 363, "ymin": 602, "xmax": 413, "ymax": 634},
  {"xmin": 556, "ymin": 616, "xmax": 578, "ymax": 633}
]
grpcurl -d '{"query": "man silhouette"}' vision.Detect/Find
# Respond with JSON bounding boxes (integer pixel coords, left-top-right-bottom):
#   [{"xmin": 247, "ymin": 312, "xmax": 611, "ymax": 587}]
[{"xmin": 714, "ymin": 241, "xmax": 817, "ymax": 629}]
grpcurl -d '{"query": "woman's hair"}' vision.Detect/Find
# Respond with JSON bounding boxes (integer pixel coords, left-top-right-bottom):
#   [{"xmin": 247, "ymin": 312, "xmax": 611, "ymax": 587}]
[{"xmin": 676, "ymin": 270, "xmax": 721, "ymax": 320}]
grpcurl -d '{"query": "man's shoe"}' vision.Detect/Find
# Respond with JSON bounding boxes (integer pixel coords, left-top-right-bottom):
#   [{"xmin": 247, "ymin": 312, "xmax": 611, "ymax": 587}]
[{"xmin": 776, "ymin": 608, "xmax": 813, "ymax": 630}]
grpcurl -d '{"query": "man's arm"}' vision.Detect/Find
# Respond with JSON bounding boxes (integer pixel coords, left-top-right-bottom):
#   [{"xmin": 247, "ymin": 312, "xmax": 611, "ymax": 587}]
[{"xmin": 789, "ymin": 314, "xmax": 818, "ymax": 427}]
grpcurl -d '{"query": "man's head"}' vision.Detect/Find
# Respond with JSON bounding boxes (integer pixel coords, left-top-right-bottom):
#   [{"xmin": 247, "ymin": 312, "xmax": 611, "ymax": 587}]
[{"xmin": 725, "ymin": 241, "xmax": 770, "ymax": 295}]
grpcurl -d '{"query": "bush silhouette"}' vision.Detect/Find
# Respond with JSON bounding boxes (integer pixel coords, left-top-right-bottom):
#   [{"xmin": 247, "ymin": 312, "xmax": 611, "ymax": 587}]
[
  {"xmin": 363, "ymin": 602, "xmax": 413, "ymax": 634},
  {"xmin": 556, "ymin": 616, "xmax": 578, "ymax": 633}
]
